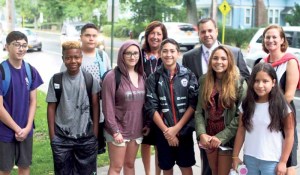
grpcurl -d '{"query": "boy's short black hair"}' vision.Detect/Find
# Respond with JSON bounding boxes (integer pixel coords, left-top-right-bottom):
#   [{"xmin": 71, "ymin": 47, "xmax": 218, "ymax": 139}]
[
  {"xmin": 81, "ymin": 23, "xmax": 99, "ymax": 34},
  {"xmin": 6, "ymin": 31, "xmax": 28, "ymax": 44}
]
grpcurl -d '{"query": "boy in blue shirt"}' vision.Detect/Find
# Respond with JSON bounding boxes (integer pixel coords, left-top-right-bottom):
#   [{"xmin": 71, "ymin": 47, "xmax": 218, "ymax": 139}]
[{"xmin": 0, "ymin": 31, "xmax": 43, "ymax": 175}]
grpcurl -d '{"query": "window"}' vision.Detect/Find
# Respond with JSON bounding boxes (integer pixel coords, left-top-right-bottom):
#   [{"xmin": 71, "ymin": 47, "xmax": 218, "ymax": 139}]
[
  {"xmin": 285, "ymin": 31, "xmax": 293, "ymax": 46},
  {"xmin": 245, "ymin": 8, "xmax": 252, "ymax": 25},
  {"xmin": 269, "ymin": 9, "xmax": 273, "ymax": 23},
  {"xmin": 268, "ymin": 9, "xmax": 280, "ymax": 24}
]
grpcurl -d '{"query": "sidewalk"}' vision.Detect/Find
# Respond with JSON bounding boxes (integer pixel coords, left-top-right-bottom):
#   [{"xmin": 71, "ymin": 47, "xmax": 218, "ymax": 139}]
[
  {"xmin": 97, "ymin": 133, "xmax": 201, "ymax": 175},
  {"xmin": 97, "ymin": 131, "xmax": 300, "ymax": 175}
]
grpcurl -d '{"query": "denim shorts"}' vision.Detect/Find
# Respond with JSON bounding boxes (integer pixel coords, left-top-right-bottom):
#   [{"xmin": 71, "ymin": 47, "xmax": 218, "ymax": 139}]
[
  {"xmin": 104, "ymin": 130, "xmax": 143, "ymax": 147},
  {"xmin": 244, "ymin": 155, "xmax": 277, "ymax": 175}
]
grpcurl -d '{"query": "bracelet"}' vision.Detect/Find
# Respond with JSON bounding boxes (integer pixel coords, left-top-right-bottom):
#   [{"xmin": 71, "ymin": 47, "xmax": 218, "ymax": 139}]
[{"xmin": 232, "ymin": 156, "xmax": 239, "ymax": 159}]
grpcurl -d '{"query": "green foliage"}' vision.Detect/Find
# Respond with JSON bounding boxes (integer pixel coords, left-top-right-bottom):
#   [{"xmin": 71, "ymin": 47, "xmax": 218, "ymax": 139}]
[
  {"xmin": 285, "ymin": 3, "xmax": 300, "ymax": 26},
  {"xmin": 0, "ymin": 0, "xmax": 4, "ymax": 6},
  {"xmin": 102, "ymin": 20, "xmax": 147, "ymax": 39},
  {"xmin": 218, "ymin": 27, "xmax": 259, "ymax": 48},
  {"xmin": 128, "ymin": 0, "xmax": 185, "ymax": 24}
]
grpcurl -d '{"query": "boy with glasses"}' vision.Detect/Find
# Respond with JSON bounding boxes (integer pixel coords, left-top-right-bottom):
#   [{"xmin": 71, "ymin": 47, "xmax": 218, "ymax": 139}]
[{"xmin": 0, "ymin": 31, "xmax": 43, "ymax": 175}]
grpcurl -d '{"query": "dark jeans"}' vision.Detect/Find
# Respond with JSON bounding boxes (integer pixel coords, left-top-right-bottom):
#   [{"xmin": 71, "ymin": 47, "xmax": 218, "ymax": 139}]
[{"xmin": 51, "ymin": 135, "xmax": 98, "ymax": 175}]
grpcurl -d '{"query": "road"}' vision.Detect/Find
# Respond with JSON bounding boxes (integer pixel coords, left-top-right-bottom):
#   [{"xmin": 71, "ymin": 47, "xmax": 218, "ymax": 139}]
[{"xmin": 35, "ymin": 31, "xmax": 125, "ymax": 63}]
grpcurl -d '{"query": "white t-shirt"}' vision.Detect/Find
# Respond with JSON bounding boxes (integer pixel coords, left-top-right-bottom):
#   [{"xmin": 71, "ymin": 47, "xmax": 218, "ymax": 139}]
[{"xmin": 239, "ymin": 102, "xmax": 291, "ymax": 162}]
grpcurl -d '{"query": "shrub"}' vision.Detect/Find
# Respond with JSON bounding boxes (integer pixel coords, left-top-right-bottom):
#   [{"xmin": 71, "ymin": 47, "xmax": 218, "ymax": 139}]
[
  {"xmin": 102, "ymin": 20, "xmax": 147, "ymax": 39},
  {"xmin": 218, "ymin": 27, "xmax": 259, "ymax": 49}
]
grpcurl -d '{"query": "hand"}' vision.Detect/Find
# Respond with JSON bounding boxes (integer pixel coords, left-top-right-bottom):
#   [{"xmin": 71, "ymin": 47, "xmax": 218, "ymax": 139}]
[
  {"xmin": 208, "ymin": 136, "xmax": 221, "ymax": 149},
  {"xmin": 167, "ymin": 136, "xmax": 179, "ymax": 147},
  {"xmin": 199, "ymin": 134, "xmax": 212, "ymax": 149},
  {"xmin": 142, "ymin": 126, "xmax": 150, "ymax": 136},
  {"xmin": 15, "ymin": 127, "xmax": 30, "ymax": 142},
  {"xmin": 232, "ymin": 158, "xmax": 242, "ymax": 171},
  {"xmin": 113, "ymin": 132, "xmax": 123, "ymax": 144},
  {"xmin": 163, "ymin": 126, "xmax": 179, "ymax": 140},
  {"xmin": 276, "ymin": 161, "xmax": 287, "ymax": 175}
]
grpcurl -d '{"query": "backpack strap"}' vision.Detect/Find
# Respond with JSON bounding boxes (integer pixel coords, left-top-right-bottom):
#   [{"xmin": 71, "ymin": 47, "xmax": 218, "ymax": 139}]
[
  {"xmin": 24, "ymin": 61, "xmax": 32, "ymax": 91},
  {"xmin": 82, "ymin": 70, "xmax": 93, "ymax": 107},
  {"xmin": 0, "ymin": 60, "xmax": 10, "ymax": 96},
  {"xmin": 114, "ymin": 67, "xmax": 121, "ymax": 91},
  {"xmin": 53, "ymin": 72, "xmax": 63, "ymax": 106},
  {"xmin": 98, "ymin": 49, "xmax": 103, "ymax": 62},
  {"xmin": 0, "ymin": 60, "xmax": 32, "ymax": 96}
]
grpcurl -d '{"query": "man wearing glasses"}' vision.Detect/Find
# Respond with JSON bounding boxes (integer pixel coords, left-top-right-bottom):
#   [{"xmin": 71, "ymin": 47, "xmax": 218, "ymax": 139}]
[{"xmin": 0, "ymin": 31, "xmax": 43, "ymax": 175}]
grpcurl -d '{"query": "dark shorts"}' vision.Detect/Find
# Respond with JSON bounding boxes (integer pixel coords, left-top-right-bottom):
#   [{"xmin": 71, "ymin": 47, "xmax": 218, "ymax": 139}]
[
  {"xmin": 141, "ymin": 123, "xmax": 157, "ymax": 145},
  {"xmin": 51, "ymin": 135, "xmax": 98, "ymax": 175},
  {"xmin": 155, "ymin": 130, "xmax": 195, "ymax": 170},
  {"xmin": 0, "ymin": 136, "xmax": 33, "ymax": 171}
]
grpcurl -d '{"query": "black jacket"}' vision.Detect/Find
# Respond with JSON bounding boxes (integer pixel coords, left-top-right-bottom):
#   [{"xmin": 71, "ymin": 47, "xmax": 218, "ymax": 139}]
[{"xmin": 144, "ymin": 63, "xmax": 198, "ymax": 135}]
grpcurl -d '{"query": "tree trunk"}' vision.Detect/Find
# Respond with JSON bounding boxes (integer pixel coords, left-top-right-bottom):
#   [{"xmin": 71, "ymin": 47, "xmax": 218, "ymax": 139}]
[
  {"xmin": 186, "ymin": 0, "xmax": 198, "ymax": 25},
  {"xmin": 211, "ymin": 0, "xmax": 217, "ymax": 21},
  {"xmin": 255, "ymin": 0, "xmax": 267, "ymax": 27}
]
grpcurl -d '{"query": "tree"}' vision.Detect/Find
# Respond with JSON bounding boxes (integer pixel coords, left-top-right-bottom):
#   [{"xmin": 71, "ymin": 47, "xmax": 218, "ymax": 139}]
[
  {"xmin": 15, "ymin": 0, "xmax": 39, "ymax": 25},
  {"xmin": 127, "ymin": 0, "xmax": 184, "ymax": 24},
  {"xmin": 186, "ymin": 0, "xmax": 198, "ymax": 25},
  {"xmin": 255, "ymin": 0, "xmax": 267, "ymax": 27},
  {"xmin": 285, "ymin": 3, "xmax": 300, "ymax": 26},
  {"xmin": 211, "ymin": 0, "xmax": 217, "ymax": 22}
]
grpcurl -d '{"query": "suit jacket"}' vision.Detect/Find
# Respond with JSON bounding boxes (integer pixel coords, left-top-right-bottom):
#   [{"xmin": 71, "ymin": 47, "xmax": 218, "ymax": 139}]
[{"xmin": 182, "ymin": 44, "xmax": 250, "ymax": 80}]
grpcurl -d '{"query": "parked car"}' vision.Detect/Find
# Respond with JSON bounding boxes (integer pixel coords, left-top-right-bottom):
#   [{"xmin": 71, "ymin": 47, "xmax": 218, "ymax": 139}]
[
  {"xmin": 60, "ymin": 22, "xmax": 105, "ymax": 50},
  {"xmin": 245, "ymin": 26, "xmax": 300, "ymax": 69},
  {"xmin": 138, "ymin": 22, "xmax": 199, "ymax": 50},
  {"xmin": 2, "ymin": 28, "xmax": 42, "ymax": 51}
]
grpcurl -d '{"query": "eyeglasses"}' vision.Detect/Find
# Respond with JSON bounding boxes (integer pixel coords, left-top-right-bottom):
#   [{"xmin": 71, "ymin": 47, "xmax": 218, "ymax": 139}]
[
  {"xmin": 11, "ymin": 42, "xmax": 28, "ymax": 50},
  {"xmin": 124, "ymin": 52, "xmax": 139, "ymax": 58},
  {"xmin": 64, "ymin": 55, "xmax": 82, "ymax": 61}
]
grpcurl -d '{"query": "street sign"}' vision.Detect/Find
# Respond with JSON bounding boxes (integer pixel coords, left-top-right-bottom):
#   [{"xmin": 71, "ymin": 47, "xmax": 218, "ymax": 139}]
[
  {"xmin": 219, "ymin": 0, "xmax": 231, "ymax": 16},
  {"xmin": 218, "ymin": 0, "xmax": 231, "ymax": 44}
]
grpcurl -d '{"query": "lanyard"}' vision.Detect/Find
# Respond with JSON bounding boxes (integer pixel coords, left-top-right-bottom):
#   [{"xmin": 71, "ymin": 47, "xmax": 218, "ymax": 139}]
[{"xmin": 149, "ymin": 55, "xmax": 158, "ymax": 74}]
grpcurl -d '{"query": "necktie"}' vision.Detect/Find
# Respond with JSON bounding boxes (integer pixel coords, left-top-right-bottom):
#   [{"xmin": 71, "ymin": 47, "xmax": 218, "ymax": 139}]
[{"xmin": 203, "ymin": 50, "xmax": 209, "ymax": 64}]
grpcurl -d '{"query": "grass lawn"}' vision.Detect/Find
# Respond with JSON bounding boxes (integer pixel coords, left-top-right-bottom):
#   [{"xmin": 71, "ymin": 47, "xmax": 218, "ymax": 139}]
[{"xmin": 10, "ymin": 91, "xmax": 112, "ymax": 175}]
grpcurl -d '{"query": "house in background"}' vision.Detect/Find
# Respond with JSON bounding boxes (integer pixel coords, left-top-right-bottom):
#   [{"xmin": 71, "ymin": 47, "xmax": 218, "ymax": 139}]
[{"xmin": 196, "ymin": 0, "xmax": 298, "ymax": 29}]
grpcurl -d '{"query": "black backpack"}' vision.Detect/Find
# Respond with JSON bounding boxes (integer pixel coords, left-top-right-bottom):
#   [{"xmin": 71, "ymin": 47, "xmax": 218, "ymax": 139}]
[{"xmin": 100, "ymin": 66, "xmax": 122, "ymax": 98}]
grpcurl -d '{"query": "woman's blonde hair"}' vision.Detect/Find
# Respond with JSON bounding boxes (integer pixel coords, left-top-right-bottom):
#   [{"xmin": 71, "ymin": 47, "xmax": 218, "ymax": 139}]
[{"xmin": 202, "ymin": 45, "xmax": 239, "ymax": 109}]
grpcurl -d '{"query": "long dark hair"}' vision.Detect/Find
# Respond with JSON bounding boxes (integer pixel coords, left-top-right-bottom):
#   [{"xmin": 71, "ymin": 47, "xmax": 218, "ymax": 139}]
[{"xmin": 242, "ymin": 62, "xmax": 289, "ymax": 132}]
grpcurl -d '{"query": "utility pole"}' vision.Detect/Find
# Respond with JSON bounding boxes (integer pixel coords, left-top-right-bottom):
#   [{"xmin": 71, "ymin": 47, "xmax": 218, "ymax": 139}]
[{"xmin": 6, "ymin": 0, "xmax": 15, "ymax": 32}]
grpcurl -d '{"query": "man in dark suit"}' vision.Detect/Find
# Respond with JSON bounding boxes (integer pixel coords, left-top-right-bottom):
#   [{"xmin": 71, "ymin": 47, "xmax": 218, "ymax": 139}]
[{"xmin": 182, "ymin": 18, "xmax": 250, "ymax": 175}]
